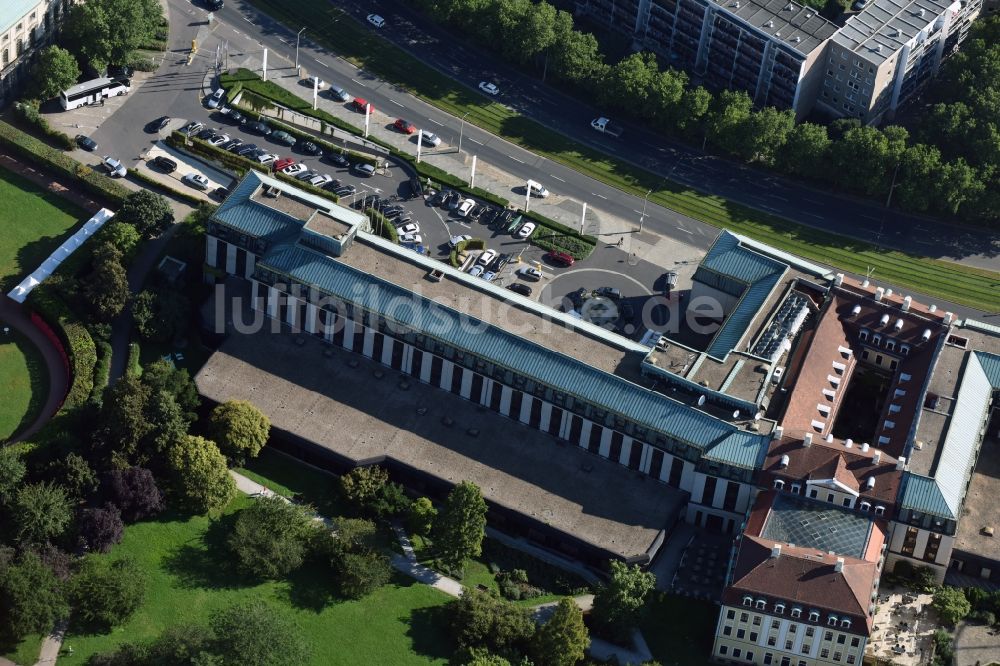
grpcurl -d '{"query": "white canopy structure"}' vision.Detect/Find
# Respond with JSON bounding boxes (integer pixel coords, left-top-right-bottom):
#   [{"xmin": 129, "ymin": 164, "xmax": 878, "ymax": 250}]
[{"xmin": 8, "ymin": 208, "xmax": 114, "ymax": 303}]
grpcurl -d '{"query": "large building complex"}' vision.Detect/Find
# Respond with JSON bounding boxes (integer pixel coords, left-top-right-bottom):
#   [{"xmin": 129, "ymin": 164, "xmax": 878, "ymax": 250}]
[
  {"xmin": 0, "ymin": 0, "xmax": 75, "ymax": 105},
  {"xmin": 576, "ymin": 0, "xmax": 980, "ymax": 123},
  {"xmin": 195, "ymin": 173, "xmax": 1000, "ymax": 662}
]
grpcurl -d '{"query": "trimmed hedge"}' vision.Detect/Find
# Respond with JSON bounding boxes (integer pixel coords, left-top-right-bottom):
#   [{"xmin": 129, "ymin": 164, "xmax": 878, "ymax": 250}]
[
  {"xmin": 90, "ymin": 340, "xmax": 112, "ymax": 405},
  {"xmin": 365, "ymin": 208, "xmax": 399, "ymax": 243},
  {"xmin": 14, "ymin": 100, "xmax": 76, "ymax": 150},
  {"xmin": 126, "ymin": 342, "xmax": 142, "ymax": 378},
  {"xmin": 449, "ymin": 238, "xmax": 485, "ymax": 266},
  {"xmin": 127, "ymin": 167, "xmax": 205, "ymax": 205},
  {"xmin": 27, "ymin": 285, "xmax": 97, "ymax": 412},
  {"xmin": 0, "ymin": 120, "xmax": 130, "ymax": 205},
  {"xmin": 532, "ymin": 233, "xmax": 595, "ymax": 260}
]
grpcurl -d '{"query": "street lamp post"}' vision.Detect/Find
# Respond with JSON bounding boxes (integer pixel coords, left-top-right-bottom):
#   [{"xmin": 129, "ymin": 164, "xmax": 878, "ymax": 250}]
[
  {"xmin": 458, "ymin": 112, "xmax": 470, "ymax": 154},
  {"xmin": 295, "ymin": 27, "xmax": 306, "ymax": 72},
  {"xmin": 638, "ymin": 189, "xmax": 652, "ymax": 232}
]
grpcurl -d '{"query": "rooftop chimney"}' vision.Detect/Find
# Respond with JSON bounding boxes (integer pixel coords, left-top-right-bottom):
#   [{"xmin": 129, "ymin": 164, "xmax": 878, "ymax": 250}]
[
  {"xmin": 919, "ymin": 7, "xmax": 926, "ymax": 16},
  {"xmin": 766, "ymin": 19, "xmax": 774, "ymax": 27},
  {"xmin": 775, "ymin": 425, "xmax": 784, "ymax": 439},
  {"xmin": 921, "ymin": 328, "xmax": 932, "ymax": 342},
  {"xmin": 886, "ymin": 289, "xmax": 894, "ymax": 299},
  {"xmin": 875, "ymin": 287, "xmax": 885, "ymax": 302},
  {"xmin": 896, "ymin": 456, "xmax": 907, "ymax": 471},
  {"xmin": 894, "ymin": 318, "xmax": 904, "ymax": 331},
  {"xmin": 835, "ymin": 273, "xmax": 845, "ymax": 287},
  {"xmin": 851, "ymin": 304, "xmax": 862, "ymax": 317},
  {"xmin": 902, "ymin": 296, "xmax": 912, "ymax": 312},
  {"xmin": 780, "ymin": 454, "xmax": 790, "ymax": 469},
  {"xmin": 826, "ymin": 434, "xmax": 834, "ymax": 443},
  {"xmin": 862, "ymin": 278, "xmax": 870, "ymax": 288},
  {"xmin": 866, "ymin": 476, "xmax": 876, "ymax": 489},
  {"xmin": 944, "ymin": 311, "xmax": 954, "ymax": 325},
  {"xmin": 772, "ymin": 544, "xmax": 782, "ymax": 558},
  {"xmin": 880, "ymin": 313, "xmax": 890, "ymax": 327},
  {"xmin": 861, "ymin": 443, "xmax": 870, "ymax": 452},
  {"xmin": 845, "ymin": 438, "xmax": 854, "ymax": 448},
  {"xmin": 835, "ymin": 557, "xmax": 845, "ymax": 572},
  {"xmin": 873, "ymin": 451, "xmax": 882, "ymax": 464},
  {"xmin": 929, "ymin": 304, "xmax": 937, "ymax": 313},
  {"xmin": 804, "ymin": 433, "xmax": 813, "ymax": 448}
]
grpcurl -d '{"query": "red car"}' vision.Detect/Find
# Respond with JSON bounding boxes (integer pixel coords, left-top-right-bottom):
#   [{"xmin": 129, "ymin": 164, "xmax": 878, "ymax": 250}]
[
  {"xmin": 393, "ymin": 118, "xmax": 416, "ymax": 134},
  {"xmin": 351, "ymin": 98, "xmax": 373, "ymax": 113},
  {"xmin": 545, "ymin": 251, "xmax": 574, "ymax": 267},
  {"xmin": 273, "ymin": 157, "xmax": 295, "ymax": 171}
]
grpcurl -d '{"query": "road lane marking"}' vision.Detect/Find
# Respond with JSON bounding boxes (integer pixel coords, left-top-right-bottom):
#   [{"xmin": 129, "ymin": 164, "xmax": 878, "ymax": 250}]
[
  {"xmin": 350, "ymin": 78, "xmax": 365, "ymax": 86},
  {"xmin": 468, "ymin": 138, "xmax": 483, "ymax": 145},
  {"xmin": 243, "ymin": 16, "xmax": 255, "ymax": 24},
  {"xmin": 318, "ymin": 60, "xmax": 331, "ymax": 68},
  {"xmin": 676, "ymin": 227, "xmax": 694, "ymax": 234},
  {"xmin": 389, "ymin": 99, "xmax": 403, "ymax": 107},
  {"xmin": 428, "ymin": 118, "xmax": 443, "ymax": 126},
  {"xmin": 595, "ymin": 193, "xmax": 607, "ymax": 200},
  {"xmin": 550, "ymin": 175, "xmax": 565, "ymax": 182},
  {"xmin": 508, "ymin": 155, "xmax": 524, "ymax": 163}
]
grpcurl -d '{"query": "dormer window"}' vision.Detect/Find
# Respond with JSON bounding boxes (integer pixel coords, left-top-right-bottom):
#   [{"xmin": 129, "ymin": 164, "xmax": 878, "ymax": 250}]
[
  {"xmin": 775, "ymin": 603, "xmax": 785, "ymax": 614},
  {"xmin": 756, "ymin": 599, "xmax": 767, "ymax": 610},
  {"xmin": 744, "ymin": 596, "xmax": 753, "ymax": 607},
  {"xmin": 859, "ymin": 329, "xmax": 869, "ymax": 342},
  {"xmin": 874, "ymin": 506, "xmax": 885, "ymax": 516},
  {"xmin": 791, "ymin": 607, "xmax": 802, "ymax": 619},
  {"xmin": 809, "ymin": 610, "xmax": 820, "ymax": 622},
  {"xmin": 791, "ymin": 483, "xmax": 801, "ymax": 494},
  {"xmin": 774, "ymin": 479, "xmax": 785, "ymax": 490},
  {"xmin": 828, "ymin": 614, "xmax": 838, "ymax": 626},
  {"xmin": 860, "ymin": 501, "xmax": 871, "ymax": 512},
  {"xmin": 841, "ymin": 619, "xmax": 851, "ymax": 629}
]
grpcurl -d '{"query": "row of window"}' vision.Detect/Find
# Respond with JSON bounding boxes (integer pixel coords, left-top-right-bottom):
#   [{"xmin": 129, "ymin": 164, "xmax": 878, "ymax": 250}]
[
  {"xmin": 739, "ymin": 598, "xmax": 852, "ymax": 628},
  {"xmin": 771, "ymin": 480, "xmax": 887, "ymax": 515},
  {"xmin": 719, "ymin": 646, "xmax": 857, "ymax": 664},
  {"xmin": 858, "ymin": 329, "xmax": 911, "ymax": 355}
]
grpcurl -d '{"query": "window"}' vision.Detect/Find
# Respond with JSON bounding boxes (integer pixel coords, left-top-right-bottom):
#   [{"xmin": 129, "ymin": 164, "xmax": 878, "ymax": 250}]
[
  {"xmin": 772, "ymin": 620, "xmax": 780, "ymax": 630},
  {"xmin": 775, "ymin": 603, "xmax": 785, "ymax": 614},
  {"xmin": 746, "ymin": 652, "xmax": 754, "ymax": 662},
  {"xmin": 821, "ymin": 648, "xmax": 830, "ymax": 658},
  {"xmin": 741, "ymin": 613, "xmax": 749, "ymax": 623},
  {"xmin": 750, "ymin": 632, "xmax": 758, "ymax": 642},
  {"xmin": 860, "ymin": 501, "xmax": 871, "ymax": 512},
  {"xmin": 727, "ymin": 610, "xmax": 736, "ymax": 620},
  {"xmin": 841, "ymin": 619, "xmax": 851, "ymax": 629},
  {"xmin": 743, "ymin": 596, "xmax": 753, "ymax": 607},
  {"xmin": 774, "ymin": 479, "xmax": 785, "ymax": 490},
  {"xmin": 764, "ymin": 655, "xmax": 773, "ymax": 665},
  {"xmin": 720, "ymin": 646, "xmax": 729, "ymax": 656},
  {"xmin": 805, "ymin": 627, "xmax": 814, "ymax": 637},
  {"xmin": 756, "ymin": 600, "xmax": 767, "ymax": 610},
  {"xmin": 791, "ymin": 483, "xmax": 801, "ymax": 494},
  {"xmin": 837, "ymin": 634, "xmax": 846, "ymax": 644},
  {"xmin": 875, "ymin": 506, "xmax": 886, "ymax": 516},
  {"xmin": 737, "ymin": 629, "xmax": 746, "ymax": 639},
  {"xmin": 825, "ymin": 632, "xmax": 833, "ymax": 641},
  {"xmin": 859, "ymin": 329, "xmax": 869, "ymax": 341},
  {"xmin": 734, "ymin": 649, "xmax": 742, "ymax": 659},
  {"xmin": 847, "ymin": 656, "xmax": 856, "ymax": 664},
  {"xmin": 834, "ymin": 652, "xmax": 842, "ymax": 662},
  {"xmin": 785, "ymin": 640, "xmax": 793, "ymax": 650},
  {"xmin": 16, "ymin": 38, "xmax": 23, "ymax": 56},
  {"xmin": 851, "ymin": 637, "xmax": 860, "ymax": 648},
  {"xmin": 827, "ymin": 493, "xmax": 835, "ymax": 503},
  {"xmin": 788, "ymin": 624, "xmax": 797, "ymax": 634},
  {"xmin": 802, "ymin": 644, "xmax": 812, "ymax": 654},
  {"xmin": 828, "ymin": 615, "xmax": 838, "ymax": 626},
  {"xmin": 809, "ymin": 610, "xmax": 820, "ymax": 622},
  {"xmin": 753, "ymin": 616, "xmax": 762, "ymax": 626},
  {"xmin": 791, "ymin": 608, "xmax": 802, "ymax": 619},
  {"xmin": 724, "ymin": 626, "xmax": 733, "ymax": 636},
  {"xmin": 809, "ymin": 489, "xmax": 818, "ymax": 499},
  {"xmin": 768, "ymin": 636, "xmax": 777, "ymax": 646}
]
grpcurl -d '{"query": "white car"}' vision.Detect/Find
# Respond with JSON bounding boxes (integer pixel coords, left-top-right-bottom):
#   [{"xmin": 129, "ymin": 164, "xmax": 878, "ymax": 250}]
[
  {"xmin": 281, "ymin": 163, "xmax": 308, "ymax": 177},
  {"xmin": 478, "ymin": 249, "xmax": 497, "ymax": 266},
  {"xmin": 516, "ymin": 222, "xmax": 536, "ymax": 239},
  {"xmin": 479, "ymin": 81, "xmax": 499, "ymax": 96},
  {"xmin": 468, "ymin": 265, "xmax": 484, "ymax": 278},
  {"xmin": 397, "ymin": 222, "xmax": 420, "ymax": 235},
  {"xmin": 256, "ymin": 153, "xmax": 278, "ymax": 165},
  {"xmin": 482, "ymin": 271, "xmax": 496, "ymax": 282},
  {"xmin": 207, "ymin": 133, "xmax": 230, "ymax": 146},
  {"xmin": 399, "ymin": 233, "xmax": 423, "ymax": 245},
  {"xmin": 456, "ymin": 199, "xmax": 475, "ymax": 217},
  {"xmin": 517, "ymin": 266, "xmax": 542, "ymax": 281},
  {"xmin": 526, "ymin": 180, "xmax": 550, "ymax": 198},
  {"xmin": 449, "ymin": 234, "xmax": 472, "ymax": 248},
  {"xmin": 367, "ymin": 13, "xmax": 385, "ymax": 28},
  {"xmin": 182, "ymin": 173, "xmax": 210, "ymax": 190},
  {"xmin": 101, "ymin": 156, "xmax": 126, "ymax": 178},
  {"xmin": 418, "ymin": 132, "xmax": 441, "ymax": 147},
  {"xmin": 206, "ymin": 88, "xmax": 225, "ymax": 109},
  {"xmin": 309, "ymin": 174, "xmax": 333, "ymax": 187}
]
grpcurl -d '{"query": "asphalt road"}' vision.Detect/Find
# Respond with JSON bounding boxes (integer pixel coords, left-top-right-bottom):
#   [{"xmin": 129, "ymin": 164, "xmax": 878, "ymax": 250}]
[{"xmin": 216, "ymin": 0, "xmax": 998, "ymax": 272}]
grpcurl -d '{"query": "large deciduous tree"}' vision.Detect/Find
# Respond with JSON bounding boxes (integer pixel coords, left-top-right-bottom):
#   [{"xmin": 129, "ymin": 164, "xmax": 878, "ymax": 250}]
[
  {"xmin": 530, "ymin": 597, "xmax": 589, "ymax": 666},
  {"xmin": 29, "ymin": 46, "xmax": 81, "ymax": 100},
  {"xmin": 591, "ymin": 560, "xmax": 656, "ymax": 639},
  {"xmin": 13, "ymin": 482, "xmax": 73, "ymax": 544},
  {"xmin": 83, "ymin": 243, "xmax": 129, "ymax": 323},
  {"xmin": 0, "ymin": 551, "xmax": 69, "ymax": 639},
  {"xmin": 101, "ymin": 466, "xmax": 164, "ymax": 522},
  {"xmin": 64, "ymin": 0, "xmax": 163, "ymax": 69},
  {"xmin": 77, "ymin": 504, "xmax": 125, "ymax": 553},
  {"xmin": 210, "ymin": 598, "xmax": 311, "ymax": 666},
  {"xmin": 431, "ymin": 481, "xmax": 487, "ymax": 570},
  {"xmin": 227, "ymin": 496, "xmax": 314, "ymax": 579},
  {"xmin": 208, "ymin": 400, "xmax": 271, "ymax": 464},
  {"xmin": 117, "ymin": 190, "xmax": 174, "ymax": 238},
  {"xmin": 133, "ymin": 289, "xmax": 190, "ymax": 344},
  {"xmin": 69, "ymin": 556, "xmax": 146, "ymax": 630},
  {"xmin": 447, "ymin": 589, "xmax": 535, "ymax": 657},
  {"xmin": 167, "ymin": 436, "xmax": 235, "ymax": 514}
]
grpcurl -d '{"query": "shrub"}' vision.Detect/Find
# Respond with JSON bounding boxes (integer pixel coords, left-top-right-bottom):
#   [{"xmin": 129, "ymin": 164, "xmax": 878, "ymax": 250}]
[
  {"xmin": 27, "ymin": 284, "xmax": 97, "ymax": 411},
  {"xmin": 340, "ymin": 465, "xmax": 410, "ymax": 517},
  {"xmin": 13, "ymin": 99, "xmax": 76, "ymax": 149},
  {"xmin": 125, "ymin": 54, "xmax": 157, "ymax": 71},
  {"xmin": 208, "ymin": 400, "xmax": 271, "ymax": 464},
  {"xmin": 77, "ymin": 504, "xmax": 125, "ymax": 553},
  {"xmin": 101, "ymin": 467, "xmax": 164, "ymax": 522},
  {"xmin": 227, "ymin": 496, "xmax": 315, "ymax": 579},
  {"xmin": 407, "ymin": 497, "xmax": 437, "ymax": 537},
  {"xmin": 13, "ymin": 481, "xmax": 73, "ymax": 544},
  {"xmin": 166, "ymin": 435, "xmax": 236, "ymax": 514},
  {"xmin": 69, "ymin": 556, "xmax": 145, "ymax": 630},
  {"xmin": 365, "ymin": 208, "xmax": 399, "ymax": 243},
  {"xmin": 933, "ymin": 586, "xmax": 972, "ymax": 626},
  {"xmin": 0, "ymin": 551, "xmax": 69, "ymax": 640}
]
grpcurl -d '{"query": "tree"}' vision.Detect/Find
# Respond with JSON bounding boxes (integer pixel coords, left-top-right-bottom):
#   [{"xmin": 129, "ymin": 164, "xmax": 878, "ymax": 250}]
[
  {"xmin": 447, "ymin": 589, "xmax": 535, "ymax": 656},
  {"xmin": 432, "ymin": 481, "xmax": 488, "ymax": 570},
  {"xmin": 777, "ymin": 122, "xmax": 831, "ymax": 180},
  {"xmin": 102, "ymin": 466, "xmax": 164, "ymax": 522},
  {"xmin": 13, "ymin": 482, "xmax": 73, "ymax": 544},
  {"xmin": 227, "ymin": 496, "xmax": 314, "ymax": 579},
  {"xmin": 141, "ymin": 359, "xmax": 200, "ymax": 417},
  {"xmin": 117, "ymin": 189, "xmax": 174, "ymax": 238},
  {"xmin": 407, "ymin": 497, "xmax": 437, "ymax": 537},
  {"xmin": 933, "ymin": 586, "xmax": 972, "ymax": 626},
  {"xmin": 208, "ymin": 400, "xmax": 271, "ymax": 464},
  {"xmin": 591, "ymin": 560, "xmax": 656, "ymax": 638},
  {"xmin": 0, "ymin": 446, "xmax": 26, "ymax": 505},
  {"xmin": 895, "ymin": 143, "xmax": 944, "ymax": 213},
  {"xmin": 89, "ymin": 623, "xmax": 216, "ymax": 666},
  {"xmin": 77, "ymin": 504, "xmax": 125, "ymax": 553},
  {"xmin": 736, "ymin": 107, "xmax": 794, "ymax": 164},
  {"xmin": 548, "ymin": 12, "xmax": 605, "ymax": 86},
  {"xmin": 604, "ymin": 52, "xmax": 658, "ymax": 111},
  {"xmin": 96, "ymin": 375, "xmax": 152, "ymax": 464},
  {"xmin": 167, "ymin": 436, "xmax": 235, "ymax": 514},
  {"xmin": 0, "ymin": 551, "xmax": 69, "ymax": 639},
  {"xmin": 675, "ymin": 86, "xmax": 712, "ymax": 137},
  {"xmin": 49, "ymin": 452, "xmax": 98, "ymax": 500},
  {"xmin": 335, "ymin": 551, "xmax": 393, "ymax": 599},
  {"xmin": 84, "ymin": 243, "xmax": 129, "ymax": 323},
  {"xmin": 69, "ymin": 556, "xmax": 146, "ymax": 630},
  {"xmin": 830, "ymin": 126, "xmax": 893, "ymax": 196},
  {"xmin": 530, "ymin": 598, "xmax": 589, "ymax": 666},
  {"xmin": 144, "ymin": 390, "xmax": 190, "ymax": 455},
  {"xmin": 646, "ymin": 68, "xmax": 688, "ymax": 129},
  {"xmin": 63, "ymin": 0, "xmax": 163, "ymax": 69},
  {"xmin": 133, "ymin": 289, "xmax": 190, "ymax": 343},
  {"xmin": 339, "ymin": 465, "xmax": 409, "ymax": 517},
  {"xmin": 707, "ymin": 90, "xmax": 754, "ymax": 156},
  {"xmin": 210, "ymin": 598, "xmax": 311, "ymax": 666},
  {"xmin": 29, "ymin": 46, "xmax": 80, "ymax": 100},
  {"xmin": 96, "ymin": 221, "xmax": 141, "ymax": 259}
]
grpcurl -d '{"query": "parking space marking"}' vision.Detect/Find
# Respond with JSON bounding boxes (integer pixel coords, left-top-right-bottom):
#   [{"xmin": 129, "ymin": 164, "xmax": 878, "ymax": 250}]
[
  {"xmin": 242, "ymin": 16, "xmax": 255, "ymax": 24},
  {"xmin": 548, "ymin": 267, "xmax": 653, "ymax": 296}
]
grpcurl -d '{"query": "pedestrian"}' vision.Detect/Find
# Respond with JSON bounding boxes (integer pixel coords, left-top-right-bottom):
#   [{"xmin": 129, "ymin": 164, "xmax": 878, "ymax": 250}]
[{"xmin": 617, "ymin": 237, "xmax": 624, "ymax": 247}]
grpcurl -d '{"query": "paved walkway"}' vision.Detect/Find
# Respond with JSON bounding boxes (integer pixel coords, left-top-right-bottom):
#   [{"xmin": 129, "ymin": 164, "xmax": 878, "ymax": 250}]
[
  {"xmin": 0, "ymin": 296, "xmax": 69, "ymax": 444},
  {"xmin": 34, "ymin": 619, "xmax": 67, "ymax": 665}
]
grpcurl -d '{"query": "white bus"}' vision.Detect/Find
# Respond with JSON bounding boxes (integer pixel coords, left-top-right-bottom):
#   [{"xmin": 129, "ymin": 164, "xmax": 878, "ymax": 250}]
[{"xmin": 60, "ymin": 77, "xmax": 131, "ymax": 111}]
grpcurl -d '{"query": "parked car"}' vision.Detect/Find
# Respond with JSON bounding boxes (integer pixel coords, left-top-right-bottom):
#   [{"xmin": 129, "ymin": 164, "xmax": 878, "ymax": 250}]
[
  {"xmin": 295, "ymin": 170, "xmax": 318, "ymax": 181},
  {"xmin": 107, "ymin": 64, "xmax": 134, "ymax": 79},
  {"xmin": 281, "ymin": 163, "xmax": 308, "ymax": 177},
  {"xmin": 224, "ymin": 139, "xmax": 245, "ymax": 152},
  {"xmin": 494, "ymin": 253, "xmax": 511, "ymax": 271},
  {"xmin": 508, "ymin": 283, "xmax": 533, "ymax": 296},
  {"xmin": 544, "ymin": 250, "xmax": 574, "ymax": 267},
  {"xmin": 101, "ymin": 156, "xmax": 126, "ymax": 178},
  {"xmin": 206, "ymin": 88, "xmax": 225, "ymax": 109},
  {"xmin": 468, "ymin": 265, "xmax": 485, "ymax": 278},
  {"xmin": 256, "ymin": 153, "xmax": 278, "ymax": 165},
  {"xmin": 516, "ymin": 222, "xmax": 536, "ymax": 239},
  {"xmin": 481, "ymin": 271, "xmax": 497, "ymax": 282},
  {"xmin": 182, "ymin": 173, "xmax": 210, "ymax": 190},
  {"xmin": 197, "ymin": 128, "xmax": 217, "ymax": 140},
  {"xmin": 456, "ymin": 199, "xmax": 475, "ymax": 217},
  {"xmin": 353, "ymin": 163, "xmax": 376, "ymax": 177},
  {"xmin": 333, "ymin": 185, "xmax": 356, "ymax": 196},
  {"xmin": 151, "ymin": 156, "xmax": 177, "ymax": 173},
  {"xmin": 309, "ymin": 174, "xmax": 334, "ymax": 187},
  {"xmin": 409, "ymin": 176, "xmax": 423, "ymax": 198},
  {"xmin": 428, "ymin": 190, "xmax": 448, "ymax": 207},
  {"xmin": 367, "ymin": 13, "xmax": 386, "ymax": 28},
  {"xmin": 393, "ymin": 118, "xmax": 416, "ymax": 134},
  {"xmin": 449, "ymin": 234, "xmax": 472, "ymax": 248},
  {"xmin": 146, "ymin": 115, "xmax": 171, "ymax": 133},
  {"xmin": 325, "ymin": 152, "xmax": 350, "ymax": 168},
  {"xmin": 851, "ymin": 0, "xmax": 868, "ymax": 8},
  {"xmin": 274, "ymin": 157, "xmax": 295, "ymax": 171},
  {"xmin": 478, "ymin": 249, "xmax": 497, "ymax": 266},
  {"xmin": 271, "ymin": 130, "xmax": 296, "ymax": 146},
  {"xmin": 397, "ymin": 222, "xmax": 420, "ymax": 235},
  {"xmin": 207, "ymin": 133, "xmax": 230, "ymax": 146},
  {"xmin": 246, "ymin": 121, "xmax": 272, "ymax": 135},
  {"xmin": 205, "ymin": 0, "xmax": 224, "ymax": 9},
  {"xmin": 478, "ymin": 81, "xmax": 499, "ymax": 96},
  {"xmin": 350, "ymin": 98, "xmax": 373, "ymax": 113},
  {"xmin": 327, "ymin": 85, "xmax": 351, "ymax": 102},
  {"xmin": 181, "ymin": 121, "xmax": 204, "ymax": 135},
  {"xmin": 399, "ymin": 233, "xmax": 423, "ymax": 245},
  {"xmin": 222, "ymin": 108, "xmax": 247, "ymax": 124},
  {"xmin": 446, "ymin": 191, "xmax": 463, "ymax": 210},
  {"xmin": 417, "ymin": 132, "xmax": 441, "ymax": 147},
  {"xmin": 526, "ymin": 179, "xmax": 550, "ymax": 198},
  {"xmin": 596, "ymin": 286, "xmax": 622, "ymax": 300},
  {"xmin": 517, "ymin": 266, "xmax": 542, "ymax": 281},
  {"xmin": 299, "ymin": 141, "xmax": 323, "ymax": 156},
  {"xmin": 620, "ymin": 301, "xmax": 635, "ymax": 321},
  {"xmin": 237, "ymin": 143, "xmax": 259, "ymax": 156},
  {"xmin": 76, "ymin": 135, "xmax": 98, "ymax": 151},
  {"xmin": 212, "ymin": 186, "xmax": 229, "ymax": 199}
]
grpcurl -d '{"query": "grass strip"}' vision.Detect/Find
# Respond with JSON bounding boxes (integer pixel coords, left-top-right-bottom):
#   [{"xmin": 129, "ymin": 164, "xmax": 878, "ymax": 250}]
[{"xmin": 241, "ymin": 0, "xmax": 1000, "ymax": 311}]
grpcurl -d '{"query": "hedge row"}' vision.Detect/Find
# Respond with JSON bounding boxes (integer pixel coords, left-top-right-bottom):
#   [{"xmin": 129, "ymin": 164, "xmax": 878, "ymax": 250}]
[
  {"xmin": 365, "ymin": 208, "xmax": 399, "ymax": 243},
  {"xmin": 167, "ymin": 130, "xmax": 255, "ymax": 175},
  {"xmin": 14, "ymin": 100, "xmax": 76, "ymax": 150},
  {"xmin": 90, "ymin": 340, "xmax": 112, "ymax": 405},
  {"xmin": 449, "ymin": 238, "xmax": 485, "ymax": 266},
  {"xmin": 532, "ymin": 233, "xmax": 595, "ymax": 260},
  {"xmin": 126, "ymin": 342, "xmax": 142, "ymax": 378},
  {"xmin": 27, "ymin": 285, "xmax": 97, "ymax": 412},
  {"xmin": 0, "ymin": 120, "xmax": 130, "ymax": 205},
  {"xmin": 127, "ymin": 167, "xmax": 205, "ymax": 206}
]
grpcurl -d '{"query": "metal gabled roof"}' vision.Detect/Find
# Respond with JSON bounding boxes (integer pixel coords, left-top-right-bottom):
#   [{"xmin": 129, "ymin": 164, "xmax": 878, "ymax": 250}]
[
  {"xmin": 701, "ymin": 430, "xmax": 772, "ymax": 470},
  {"xmin": 259, "ymin": 242, "xmax": 771, "ymax": 458},
  {"xmin": 701, "ymin": 231, "xmax": 787, "ymax": 285},
  {"xmin": 899, "ymin": 473, "xmax": 952, "ymax": 519},
  {"xmin": 975, "ymin": 351, "xmax": 1000, "ymax": 387},
  {"xmin": 707, "ymin": 273, "xmax": 784, "ymax": 360}
]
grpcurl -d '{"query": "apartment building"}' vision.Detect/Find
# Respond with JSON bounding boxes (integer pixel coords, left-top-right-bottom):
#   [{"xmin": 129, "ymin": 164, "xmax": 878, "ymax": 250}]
[
  {"xmin": 0, "ymin": 0, "xmax": 75, "ymax": 105},
  {"xmin": 576, "ymin": 0, "xmax": 980, "ymax": 123}
]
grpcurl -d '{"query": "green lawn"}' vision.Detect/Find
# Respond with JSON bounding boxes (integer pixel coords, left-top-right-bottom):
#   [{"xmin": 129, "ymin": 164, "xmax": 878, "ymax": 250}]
[
  {"xmin": 236, "ymin": 447, "xmax": 348, "ymax": 518},
  {"xmin": 0, "ymin": 327, "xmax": 49, "ymax": 441},
  {"xmin": 58, "ymin": 495, "xmax": 454, "ymax": 665},
  {"xmin": 243, "ymin": 0, "xmax": 1000, "ymax": 312},
  {"xmin": 639, "ymin": 591, "xmax": 719, "ymax": 666},
  {"xmin": 0, "ymin": 167, "xmax": 85, "ymax": 291}
]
